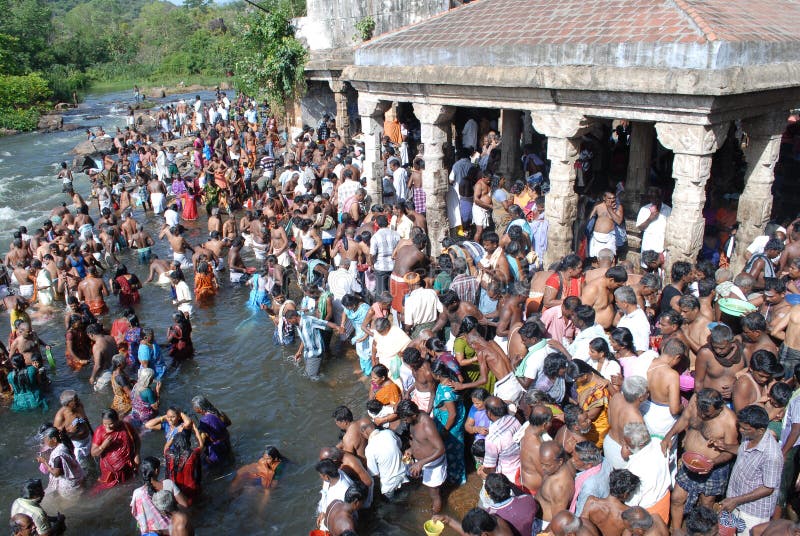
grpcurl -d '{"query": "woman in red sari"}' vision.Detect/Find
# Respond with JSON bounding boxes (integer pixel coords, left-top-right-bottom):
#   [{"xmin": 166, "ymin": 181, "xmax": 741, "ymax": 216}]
[
  {"xmin": 164, "ymin": 431, "xmax": 202, "ymax": 504},
  {"xmin": 91, "ymin": 408, "xmax": 140, "ymax": 490},
  {"xmin": 65, "ymin": 314, "xmax": 91, "ymax": 370},
  {"xmin": 166, "ymin": 312, "xmax": 194, "ymax": 364},
  {"xmin": 182, "ymin": 186, "xmax": 198, "ymax": 221},
  {"xmin": 111, "ymin": 265, "xmax": 141, "ymax": 307}
]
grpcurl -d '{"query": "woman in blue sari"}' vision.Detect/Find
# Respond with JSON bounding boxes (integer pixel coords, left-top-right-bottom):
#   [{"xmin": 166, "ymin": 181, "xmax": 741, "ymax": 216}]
[
  {"xmin": 431, "ymin": 361, "xmax": 466, "ymax": 485},
  {"xmin": 138, "ymin": 327, "xmax": 166, "ymax": 380},
  {"xmin": 341, "ymin": 293, "xmax": 372, "ymax": 376},
  {"xmin": 192, "ymin": 395, "xmax": 231, "ymax": 467},
  {"xmin": 246, "ymin": 269, "xmax": 271, "ymax": 309}
]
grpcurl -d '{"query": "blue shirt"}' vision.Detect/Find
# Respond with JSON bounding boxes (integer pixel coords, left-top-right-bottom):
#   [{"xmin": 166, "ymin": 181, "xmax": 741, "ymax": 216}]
[
  {"xmin": 574, "ymin": 465, "xmax": 610, "ymax": 516},
  {"xmin": 298, "ymin": 315, "xmax": 331, "ymax": 360}
]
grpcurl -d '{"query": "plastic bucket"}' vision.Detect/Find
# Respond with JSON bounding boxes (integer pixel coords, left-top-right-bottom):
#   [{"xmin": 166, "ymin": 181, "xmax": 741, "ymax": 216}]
[
  {"xmin": 424, "ymin": 520, "xmax": 444, "ymax": 536},
  {"xmin": 718, "ymin": 298, "xmax": 756, "ymax": 335}
]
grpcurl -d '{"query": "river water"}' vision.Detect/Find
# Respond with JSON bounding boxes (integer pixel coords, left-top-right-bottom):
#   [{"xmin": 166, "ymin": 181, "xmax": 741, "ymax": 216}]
[{"xmin": 0, "ymin": 91, "xmax": 466, "ymax": 534}]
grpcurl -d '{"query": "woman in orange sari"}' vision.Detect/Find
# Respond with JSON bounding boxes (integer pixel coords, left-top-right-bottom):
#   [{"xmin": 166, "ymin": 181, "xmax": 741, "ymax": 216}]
[
  {"xmin": 193, "ymin": 262, "xmax": 218, "ymax": 302},
  {"xmin": 572, "ymin": 359, "xmax": 611, "ymax": 448},
  {"xmin": 369, "ymin": 364, "xmax": 401, "ymax": 406}
]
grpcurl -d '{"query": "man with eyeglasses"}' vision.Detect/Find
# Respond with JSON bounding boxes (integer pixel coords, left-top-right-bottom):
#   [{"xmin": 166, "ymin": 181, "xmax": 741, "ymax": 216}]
[{"xmin": 9, "ymin": 479, "xmax": 65, "ymax": 535}]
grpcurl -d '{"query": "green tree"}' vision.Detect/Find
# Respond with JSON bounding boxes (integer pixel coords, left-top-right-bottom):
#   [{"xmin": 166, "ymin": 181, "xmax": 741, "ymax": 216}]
[
  {"xmin": 231, "ymin": 3, "xmax": 307, "ymax": 114},
  {"xmin": 0, "ymin": 0, "xmax": 53, "ymax": 74}
]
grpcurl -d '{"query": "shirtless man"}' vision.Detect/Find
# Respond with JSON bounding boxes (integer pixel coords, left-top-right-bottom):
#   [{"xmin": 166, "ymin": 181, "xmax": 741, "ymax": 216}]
[
  {"xmin": 8, "ymin": 322, "xmax": 49, "ymax": 365},
  {"xmin": 52, "ymin": 390, "xmax": 93, "ymax": 468},
  {"xmin": 221, "ymin": 213, "xmax": 238, "ymax": 241},
  {"xmin": 324, "ymin": 482, "xmax": 366, "ymax": 536},
  {"xmin": 319, "ymin": 446, "xmax": 373, "ymax": 508},
  {"xmin": 739, "ymin": 312, "xmax": 779, "ymax": 363},
  {"xmin": 661, "ymin": 388, "xmax": 738, "ymax": 530},
  {"xmin": 679, "ymin": 294, "xmax": 712, "ymax": 368},
  {"xmin": 584, "ymin": 249, "xmax": 615, "ymax": 285},
  {"xmin": 772, "ymin": 304, "xmax": 800, "ymax": 380},
  {"xmin": 621, "ymin": 506, "xmax": 669, "ymax": 536},
  {"xmin": 583, "ymin": 468, "xmax": 641, "ymax": 536},
  {"xmin": 731, "ymin": 349, "xmax": 782, "ymax": 412},
  {"xmin": 396, "ymin": 399, "xmax": 447, "ymax": 512},
  {"xmin": 581, "ymin": 266, "xmax": 628, "ymax": 330},
  {"xmin": 550, "ymin": 511, "xmax": 599, "ymax": 536},
  {"xmin": 761, "ymin": 278, "xmax": 792, "ymax": 334},
  {"xmin": 249, "ymin": 214, "xmax": 268, "ymax": 260},
  {"xmin": 159, "ymin": 226, "xmax": 194, "ymax": 269},
  {"xmin": 86, "ymin": 323, "xmax": 116, "ymax": 386},
  {"xmin": 191, "ymin": 245, "xmax": 218, "ymax": 270},
  {"xmin": 12, "ymin": 261, "xmax": 34, "ymax": 299},
  {"xmin": 402, "ymin": 347, "xmax": 436, "ymax": 415},
  {"xmin": 642, "ymin": 338, "xmax": 683, "ymax": 442},
  {"xmin": 207, "ymin": 208, "xmax": 222, "ymax": 235},
  {"xmin": 119, "ymin": 214, "xmax": 138, "ymax": 244},
  {"xmin": 605, "ymin": 376, "xmax": 648, "ymax": 470},
  {"xmin": 492, "ymin": 282, "xmax": 526, "ymax": 352},
  {"xmin": 227, "ymin": 236, "xmax": 249, "ymax": 284},
  {"xmin": 390, "ymin": 233, "xmax": 429, "ymax": 316},
  {"xmin": 472, "ymin": 172, "xmax": 493, "ymax": 243},
  {"xmin": 553, "ymin": 404, "xmax": 592, "ymax": 455},
  {"xmin": 519, "ymin": 404, "xmax": 553, "ymax": 493},
  {"xmin": 537, "ymin": 442, "xmax": 575, "ymax": 530},
  {"xmin": 203, "ymin": 231, "xmax": 228, "ymax": 262},
  {"xmin": 77, "ymin": 266, "xmax": 109, "ymax": 316},
  {"xmin": 432, "ymin": 291, "xmax": 486, "ymax": 352},
  {"xmin": 434, "ymin": 508, "xmax": 517, "ymax": 536},
  {"xmin": 332, "ymin": 406, "xmax": 367, "ymax": 461},
  {"xmin": 694, "ymin": 324, "xmax": 746, "ymax": 401},
  {"xmin": 331, "ymin": 227, "xmax": 368, "ymax": 270},
  {"xmin": 267, "ymin": 217, "xmax": 291, "ymax": 269},
  {"xmin": 145, "ymin": 255, "xmax": 174, "ymax": 285},
  {"xmin": 463, "ymin": 321, "xmax": 523, "ymax": 408},
  {"xmin": 129, "ymin": 225, "xmax": 155, "ymax": 265},
  {"xmin": 588, "ymin": 191, "xmax": 624, "ymax": 259}
]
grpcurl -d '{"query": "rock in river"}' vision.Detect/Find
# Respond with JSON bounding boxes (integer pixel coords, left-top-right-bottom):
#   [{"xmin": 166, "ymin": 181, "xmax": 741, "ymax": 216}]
[{"xmin": 72, "ymin": 137, "xmax": 114, "ymax": 155}]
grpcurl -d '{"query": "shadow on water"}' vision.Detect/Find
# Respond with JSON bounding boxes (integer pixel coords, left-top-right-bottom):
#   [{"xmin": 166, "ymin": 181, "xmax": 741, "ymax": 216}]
[{"xmin": 0, "ymin": 90, "xmax": 478, "ymax": 534}]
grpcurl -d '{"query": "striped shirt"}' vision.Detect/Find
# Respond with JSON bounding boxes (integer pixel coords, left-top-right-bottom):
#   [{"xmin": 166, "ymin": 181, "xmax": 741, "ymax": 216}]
[
  {"xmin": 450, "ymin": 274, "xmax": 479, "ymax": 305},
  {"xmin": 484, "ymin": 415, "xmax": 522, "ymax": 481},
  {"xmin": 726, "ymin": 432, "xmax": 783, "ymax": 518},
  {"xmin": 370, "ymin": 228, "xmax": 400, "ymax": 273},
  {"xmin": 298, "ymin": 315, "xmax": 332, "ymax": 360}
]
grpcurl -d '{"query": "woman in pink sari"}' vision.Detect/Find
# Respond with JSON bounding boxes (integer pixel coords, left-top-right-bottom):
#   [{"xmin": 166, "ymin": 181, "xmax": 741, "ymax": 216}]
[{"xmin": 91, "ymin": 408, "xmax": 140, "ymax": 490}]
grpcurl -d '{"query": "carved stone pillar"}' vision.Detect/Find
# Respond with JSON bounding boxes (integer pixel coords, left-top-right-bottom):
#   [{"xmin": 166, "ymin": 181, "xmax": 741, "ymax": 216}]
[
  {"xmin": 498, "ymin": 109, "xmax": 522, "ymax": 178},
  {"xmin": 731, "ymin": 112, "xmax": 786, "ymax": 272},
  {"xmin": 357, "ymin": 96, "xmax": 391, "ymax": 203},
  {"xmin": 624, "ymin": 122, "xmax": 655, "ymax": 215},
  {"xmin": 654, "ymin": 122, "xmax": 729, "ymax": 268},
  {"xmin": 530, "ymin": 111, "xmax": 593, "ymax": 266},
  {"xmin": 414, "ymin": 103, "xmax": 455, "ymax": 248},
  {"xmin": 329, "ymin": 79, "xmax": 351, "ymax": 144}
]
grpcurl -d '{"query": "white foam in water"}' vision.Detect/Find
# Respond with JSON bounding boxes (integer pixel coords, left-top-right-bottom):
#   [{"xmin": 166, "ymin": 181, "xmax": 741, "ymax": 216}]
[
  {"xmin": 0, "ymin": 151, "xmax": 11, "ymax": 156},
  {"xmin": 0, "ymin": 206, "xmax": 18, "ymax": 220}
]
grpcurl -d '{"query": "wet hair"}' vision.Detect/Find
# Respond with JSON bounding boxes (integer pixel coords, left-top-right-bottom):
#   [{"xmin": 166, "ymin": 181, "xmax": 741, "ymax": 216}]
[
  {"xmin": 589, "ymin": 337, "xmax": 612, "ymax": 359},
  {"xmin": 371, "ymin": 364, "xmax": 389, "ymax": 380},
  {"xmin": 641, "ymin": 273, "xmax": 662, "ymax": 291},
  {"xmin": 20, "ymin": 479, "xmax": 44, "ymax": 500},
  {"xmin": 425, "ymin": 337, "xmax": 446, "ymax": 353},
  {"xmin": 662, "ymin": 337, "xmax": 687, "ymax": 359},
  {"xmin": 543, "ymin": 352, "xmax": 568, "ymax": 378},
  {"xmin": 563, "ymin": 296, "xmax": 581, "ymax": 311},
  {"xmin": 572, "ymin": 305, "xmax": 595, "ymax": 328},
  {"xmin": 112, "ymin": 353, "xmax": 127, "ymax": 370},
  {"xmin": 481, "ymin": 231, "xmax": 499, "ymax": 245},
  {"xmin": 622, "ymin": 376, "xmax": 648, "ymax": 403},
  {"xmin": 606, "ymin": 266, "xmax": 628, "ymax": 283},
  {"xmin": 519, "ymin": 320, "xmax": 546, "ymax": 340},
  {"xmin": 439, "ymin": 289, "xmax": 460, "ymax": 307},
  {"xmin": 751, "ymin": 349, "xmax": 782, "ymax": 375},
  {"xmin": 315, "ymin": 458, "xmax": 340, "ymax": 478},
  {"xmin": 659, "ymin": 309, "xmax": 683, "ymax": 327},
  {"xmin": 709, "ymin": 324, "xmax": 733, "ymax": 344},
  {"xmin": 697, "ymin": 278, "xmax": 716, "ymax": 298},
  {"xmin": 395, "ymin": 399, "xmax": 420, "ymax": 418},
  {"xmin": 431, "ymin": 360, "xmax": 459, "ymax": 382},
  {"xmin": 373, "ymin": 317, "xmax": 391, "ymax": 333},
  {"xmin": 678, "ymin": 294, "xmax": 700, "ymax": 310},
  {"xmin": 670, "ymin": 261, "xmax": 693, "ymax": 283},
  {"xmin": 344, "ymin": 481, "xmax": 368, "ymax": 504},
  {"xmin": 623, "ymin": 422, "xmax": 651, "ymax": 450},
  {"xmin": 562, "ymin": 403, "xmax": 583, "ymax": 430},
  {"xmin": 558, "ymin": 254, "xmax": 582, "ymax": 271},
  {"xmin": 765, "ymin": 237, "xmax": 785, "ymax": 252},
  {"xmin": 263, "ymin": 445, "xmax": 284, "ymax": 461},
  {"xmin": 192, "ymin": 396, "xmax": 224, "ymax": 418},
  {"xmin": 332, "ymin": 405, "xmax": 354, "ymax": 422},
  {"xmin": 697, "ymin": 388, "xmax": 725, "ymax": 413},
  {"xmin": 471, "ymin": 439, "xmax": 486, "ymax": 458},
  {"xmin": 611, "ymin": 327, "xmax": 635, "ymax": 352},
  {"xmin": 140, "ymin": 456, "xmax": 161, "ymax": 496},
  {"xmin": 609, "ymin": 469, "xmax": 640, "ymax": 500},
  {"xmin": 484, "ymin": 397, "xmax": 508, "ymax": 418},
  {"xmin": 770, "ymin": 382, "xmax": 793, "ymax": 408},
  {"xmin": 484, "ymin": 473, "xmax": 514, "ymax": 503},
  {"xmin": 365, "ymin": 399, "xmax": 384, "ymax": 415},
  {"xmin": 737, "ymin": 404, "xmax": 769, "ymax": 430},
  {"xmin": 458, "ymin": 315, "xmax": 479, "ymax": 336},
  {"xmin": 11, "ymin": 355, "xmax": 31, "ymax": 390},
  {"xmin": 622, "ymin": 507, "xmax": 654, "ymax": 530},
  {"xmin": 685, "ymin": 505, "xmax": 719, "ymax": 536},
  {"xmin": 461, "ymin": 508, "xmax": 497, "ymax": 534},
  {"xmin": 764, "ymin": 277, "xmax": 787, "ymax": 294},
  {"xmin": 574, "ymin": 441, "xmax": 603, "ymax": 466}
]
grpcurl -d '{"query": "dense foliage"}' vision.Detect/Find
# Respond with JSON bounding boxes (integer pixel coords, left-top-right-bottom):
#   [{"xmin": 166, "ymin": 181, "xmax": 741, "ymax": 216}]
[{"xmin": 0, "ymin": 0, "xmax": 308, "ymax": 131}]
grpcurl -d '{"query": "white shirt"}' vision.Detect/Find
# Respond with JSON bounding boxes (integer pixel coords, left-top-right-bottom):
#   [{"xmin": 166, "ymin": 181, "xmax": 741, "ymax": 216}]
[
  {"xmin": 747, "ymin": 235, "xmax": 770, "ymax": 255},
  {"xmin": 164, "ymin": 209, "xmax": 179, "ymax": 227},
  {"xmin": 391, "ymin": 214, "xmax": 414, "ymax": 240},
  {"xmin": 317, "ymin": 470, "xmax": 354, "ymax": 530},
  {"xmin": 365, "ymin": 429, "xmax": 408, "ymax": 495},
  {"xmin": 175, "ymin": 280, "xmax": 193, "ymax": 316},
  {"xmin": 403, "ymin": 288, "xmax": 442, "ymax": 326},
  {"xmin": 625, "ymin": 440, "xmax": 671, "ymax": 509},
  {"xmin": 518, "ymin": 340, "xmax": 554, "ymax": 383},
  {"xmin": 327, "ymin": 268, "xmax": 361, "ymax": 301},
  {"xmin": 636, "ymin": 203, "xmax": 671, "ymax": 253},
  {"xmin": 617, "ymin": 307, "xmax": 651, "ymax": 353},
  {"xmin": 569, "ymin": 324, "xmax": 610, "ymax": 363},
  {"xmin": 393, "ymin": 167, "xmax": 409, "ymax": 201}
]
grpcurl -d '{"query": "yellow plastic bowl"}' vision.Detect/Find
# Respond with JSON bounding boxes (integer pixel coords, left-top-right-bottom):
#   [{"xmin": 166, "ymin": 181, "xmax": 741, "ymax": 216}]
[{"xmin": 424, "ymin": 519, "xmax": 445, "ymax": 536}]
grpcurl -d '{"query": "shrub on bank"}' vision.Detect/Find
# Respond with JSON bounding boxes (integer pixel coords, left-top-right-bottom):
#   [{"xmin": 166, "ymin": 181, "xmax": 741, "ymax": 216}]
[
  {"xmin": 0, "ymin": 107, "xmax": 40, "ymax": 131},
  {"xmin": 0, "ymin": 73, "xmax": 52, "ymax": 132}
]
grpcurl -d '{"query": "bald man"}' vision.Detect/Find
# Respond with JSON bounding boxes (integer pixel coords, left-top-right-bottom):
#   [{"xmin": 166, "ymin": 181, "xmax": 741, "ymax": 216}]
[
  {"xmin": 621, "ymin": 506, "xmax": 669, "ymax": 536},
  {"xmin": 549, "ymin": 510, "xmax": 599, "ymax": 536},
  {"xmin": 319, "ymin": 446, "xmax": 373, "ymax": 508}
]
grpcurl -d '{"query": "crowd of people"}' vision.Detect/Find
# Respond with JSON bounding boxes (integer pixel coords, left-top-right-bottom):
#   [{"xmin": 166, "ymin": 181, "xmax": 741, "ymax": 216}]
[{"xmin": 2, "ymin": 89, "xmax": 800, "ymax": 536}]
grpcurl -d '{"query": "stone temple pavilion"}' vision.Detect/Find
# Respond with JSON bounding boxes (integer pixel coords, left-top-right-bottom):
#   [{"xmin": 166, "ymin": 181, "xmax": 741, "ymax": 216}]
[{"xmin": 336, "ymin": 0, "xmax": 800, "ymax": 270}]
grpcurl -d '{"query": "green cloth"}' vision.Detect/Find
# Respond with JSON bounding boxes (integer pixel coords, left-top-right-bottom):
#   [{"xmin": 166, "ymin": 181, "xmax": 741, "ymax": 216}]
[
  {"xmin": 9, "ymin": 366, "xmax": 48, "ymax": 412},
  {"xmin": 433, "ymin": 273, "xmax": 452, "ymax": 293},
  {"xmin": 515, "ymin": 338, "xmax": 549, "ymax": 376}
]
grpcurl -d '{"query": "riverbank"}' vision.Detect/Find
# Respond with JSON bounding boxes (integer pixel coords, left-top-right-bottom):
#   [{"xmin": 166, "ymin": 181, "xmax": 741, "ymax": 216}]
[{"xmin": 87, "ymin": 74, "xmax": 231, "ymax": 97}]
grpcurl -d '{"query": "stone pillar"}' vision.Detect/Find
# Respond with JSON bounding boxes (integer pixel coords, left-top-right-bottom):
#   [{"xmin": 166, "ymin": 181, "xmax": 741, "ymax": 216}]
[
  {"xmin": 624, "ymin": 122, "xmax": 655, "ymax": 215},
  {"xmin": 414, "ymin": 103, "xmax": 455, "ymax": 248},
  {"xmin": 357, "ymin": 96, "xmax": 391, "ymax": 203},
  {"xmin": 522, "ymin": 111, "xmax": 533, "ymax": 146},
  {"xmin": 329, "ymin": 79, "xmax": 351, "ymax": 144},
  {"xmin": 654, "ymin": 122, "xmax": 729, "ymax": 268},
  {"xmin": 498, "ymin": 109, "xmax": 522, "ymax": 179},
  {"xmin": 731, "ymin": 112, "xmax": 786, "ymax": 272},
  {"xmin": 530, "ymin": 111, "xmax": 593, "ymax": 266}
]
